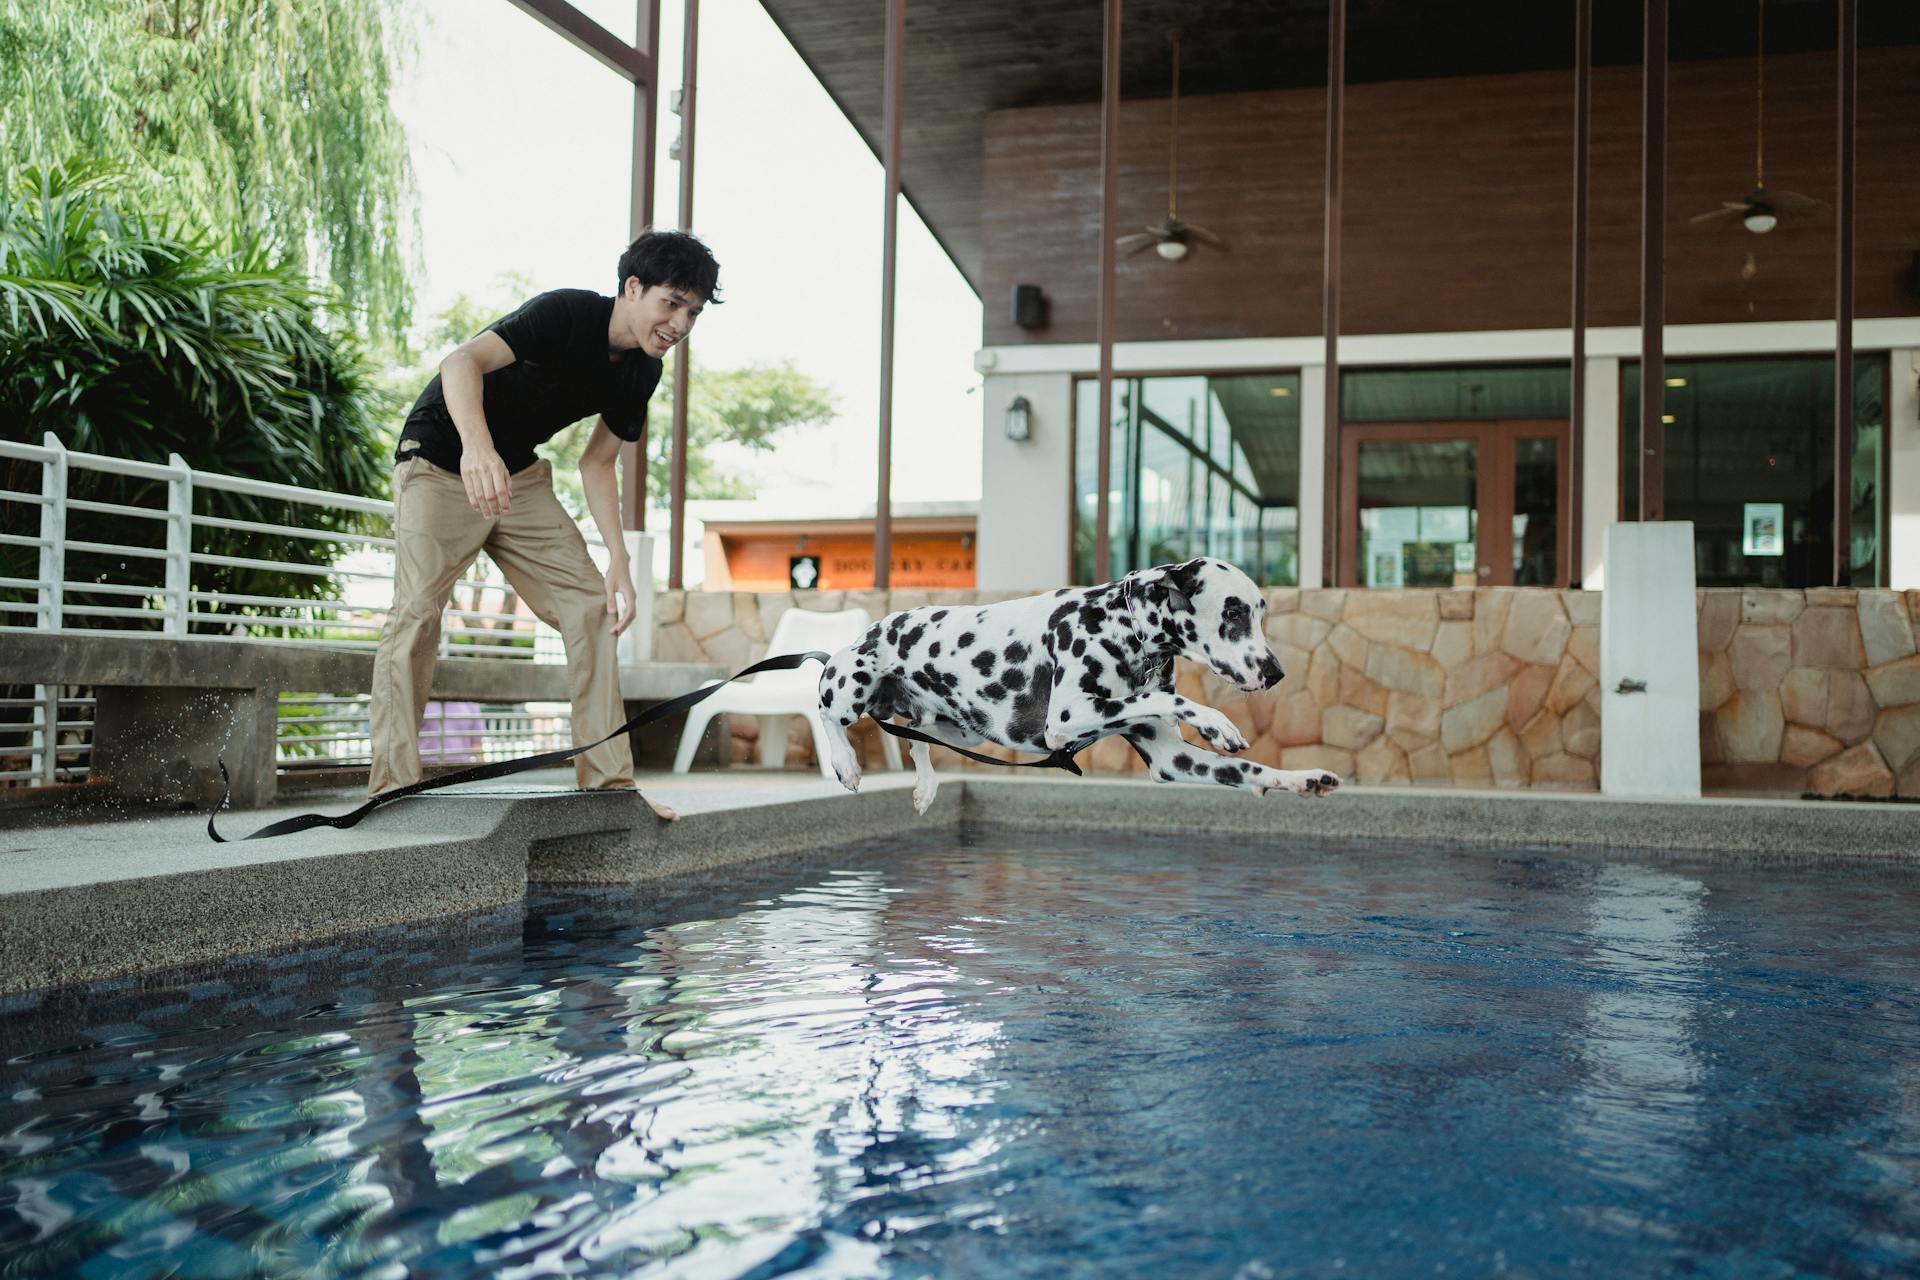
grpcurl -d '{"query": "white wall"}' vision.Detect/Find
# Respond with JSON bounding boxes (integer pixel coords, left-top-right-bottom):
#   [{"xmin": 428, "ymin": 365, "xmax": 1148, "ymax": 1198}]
[
  {"xmin": 977, "ymin": 371, "xmax": 1073, "ymax": 590},
  {"xmin": 1581, "ymin": 357, "xmax": 1621, "ymax": 589},
  {"xmin": 1891, "ymin": 348, "xmax": 1920, "ymax": 589},
  {"xmin": 1297, "ymin": 364, "xmax": 1327, "ymax": 588}
]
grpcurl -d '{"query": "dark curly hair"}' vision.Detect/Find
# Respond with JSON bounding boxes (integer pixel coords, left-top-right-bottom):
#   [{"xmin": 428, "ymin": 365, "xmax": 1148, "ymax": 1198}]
[{"xmin": 617, "ymin": 229, "xmax": 723, "ymax": 304}]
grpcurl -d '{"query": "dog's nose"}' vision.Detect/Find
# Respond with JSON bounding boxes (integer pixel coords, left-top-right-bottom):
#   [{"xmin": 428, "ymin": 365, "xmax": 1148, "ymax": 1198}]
[{"xmin": 1258, "ymin": 656, "xmax": 1284, "ymax": 689}]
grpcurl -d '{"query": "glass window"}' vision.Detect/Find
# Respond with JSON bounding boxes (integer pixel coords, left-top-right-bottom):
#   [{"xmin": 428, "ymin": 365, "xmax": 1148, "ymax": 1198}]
[
  {"xmin": 1343, "ymin": 365, "xmax": 1570, "ymax": 422},
  {"xmin": 1357, "ymin": 438, "xmax": 1478, "ymax": 587},
  {"xmin": 1622, "ymin": 356, "xmax": 1887, "ymax": 587},
  {"xmin": 1074, "ymin": 373, "xmax": 1301, "ymax": 586}
]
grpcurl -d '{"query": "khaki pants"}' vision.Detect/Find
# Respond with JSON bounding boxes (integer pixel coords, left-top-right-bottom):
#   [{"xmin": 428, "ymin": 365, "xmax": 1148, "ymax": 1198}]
[{"xmin": 367, "ymin": 458, "xmax": 632, "ymax": 796}]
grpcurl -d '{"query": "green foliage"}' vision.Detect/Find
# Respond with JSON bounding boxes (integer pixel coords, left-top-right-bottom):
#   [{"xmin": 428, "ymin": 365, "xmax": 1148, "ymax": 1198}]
[
  {"xmin": 542, "ymin": 357, "xmax": 839, "ymax": 512},
  {"xmin": 0, "ymin": 161, "xmax": 393, "ymax": 627},
  {"xmin": 0, "ymin": 0, "xmax": 416, "ymax": 343}
]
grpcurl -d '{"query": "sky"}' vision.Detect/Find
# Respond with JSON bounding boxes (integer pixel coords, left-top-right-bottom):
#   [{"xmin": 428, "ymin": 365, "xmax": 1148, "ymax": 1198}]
[{"xmin": 390, "ymin": 0, "xmax": 985, "ymax": 509}]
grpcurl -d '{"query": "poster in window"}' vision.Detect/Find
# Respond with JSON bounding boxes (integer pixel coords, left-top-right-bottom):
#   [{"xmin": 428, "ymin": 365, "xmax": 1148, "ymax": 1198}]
[{"xmin": 1741, "ymin": 503, "xmax": 1785, "ymax": 557}]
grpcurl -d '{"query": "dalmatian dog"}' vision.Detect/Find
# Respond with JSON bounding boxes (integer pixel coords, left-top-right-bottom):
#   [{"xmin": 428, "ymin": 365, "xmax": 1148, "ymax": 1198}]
[{"xmin": 817, "ymin": 557, "xmax": 1341, "ymax": 814}]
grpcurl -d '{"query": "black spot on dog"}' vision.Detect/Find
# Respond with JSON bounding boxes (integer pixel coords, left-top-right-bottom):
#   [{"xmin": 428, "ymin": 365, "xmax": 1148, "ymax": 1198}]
[
  {"xmin": 1071, "ymin": 638, "xmax": 1087, "ymax": 657},
  {"xmin": 1048, "ymin": 602, "xmax": 1076, "ymax": 630},
  {"xmin": 971, "ymin": 650, "xmax": 996, "ymax": 676},
  {"xmin": 822, "ymin": 689, "xmax": 835, "ymax": 708},
  {"xmin": 929, "ymin": 641, "xmax": 942, "ymax": 658},
  {"xmin": 1008, "ymin": 664, "xmax": 1051, "ymax": 745},
  {"xmin": 980, "ymin": 681, "xmax": 1007, "ymax": 701},
  {"xmin": 853, "ymin": 672, "xmax": 870, "ymax": 685},
  {"xmin": 1219, "ymin": 597, "xmax": 1253, "ymax": 643},
  {"xmin": 1173, "ymin": 752, "xmax": 1193, "ymax": 771},
  {"xmin": 931, "ymin": 609, "xmax": 948, "ymax": 622},
  {"xmin": 1004, "ymin": 641, "xmax": 1029, "ymax": 664},
  {"xmin": 900, "ymin": 624, "xmax": 926, "ymax": 654},
  {"xmin": 1001, "ymin": 666, "xmax": 1026, "ymax": 690},
  {"xmin": 957, "ymin": 631, "xmax": 975, "ymax": 648}
]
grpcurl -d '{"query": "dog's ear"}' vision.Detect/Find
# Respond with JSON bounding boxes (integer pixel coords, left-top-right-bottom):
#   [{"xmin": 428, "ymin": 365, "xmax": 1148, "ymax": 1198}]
[{"xmin": 1135, "ymin": 564, "xmax": 1196, "ymax": 615}]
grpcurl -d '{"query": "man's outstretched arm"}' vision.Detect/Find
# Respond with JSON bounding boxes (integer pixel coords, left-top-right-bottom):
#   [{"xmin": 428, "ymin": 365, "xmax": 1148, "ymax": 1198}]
[{"xmin": 440, "ymin": 329, "xmax": 518, "ymax": 517}]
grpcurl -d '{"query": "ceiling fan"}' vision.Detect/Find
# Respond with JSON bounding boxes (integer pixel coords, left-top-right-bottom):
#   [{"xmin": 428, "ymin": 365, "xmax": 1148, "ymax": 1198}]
[
  {"xmin": 1689, "ymin": 0, "xmax": 1825, "ymax": 242},
  {"xmin": 1117, "ymin": 29, "xmax": 1227, "ymax": 262}
]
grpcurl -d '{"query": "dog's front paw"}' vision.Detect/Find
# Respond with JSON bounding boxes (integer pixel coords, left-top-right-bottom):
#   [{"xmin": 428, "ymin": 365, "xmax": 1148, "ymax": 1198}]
[
  {"xmin": 1180, "ymin": 705, "xmax": 1248, "ymax": 753},
  {"xmin": 1269, "ymin": 768, "xmax": 1339, "ymax": 798},
  {"xmin": 830, "ymin": 747, "xmax": 862, "ymax": 793}
]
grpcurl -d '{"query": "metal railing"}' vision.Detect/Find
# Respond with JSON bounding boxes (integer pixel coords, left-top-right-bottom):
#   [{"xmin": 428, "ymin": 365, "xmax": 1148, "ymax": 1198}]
[
  {"xmin": 1, "ymin": 433, "xmax": 590, "ymax": 786},
  {"xmin": 275, "ymin": 693, "xmax": 573, "ymax": 771}
]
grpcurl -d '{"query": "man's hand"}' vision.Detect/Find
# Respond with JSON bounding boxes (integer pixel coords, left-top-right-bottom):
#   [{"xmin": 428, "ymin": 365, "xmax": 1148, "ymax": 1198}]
[
  {"xmin": 605, "ymin": 561, "xmax": 636, "ymax": 636},
  {"xmin": 460, "ymin": 444, "xmax": 512, "ymax": 518}
]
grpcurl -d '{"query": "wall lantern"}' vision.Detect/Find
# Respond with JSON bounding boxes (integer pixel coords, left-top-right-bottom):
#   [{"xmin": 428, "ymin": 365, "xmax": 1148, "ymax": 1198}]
[{"xmin": 1005, "ymin": 395, "xmax": 1033, "ymax": 442}]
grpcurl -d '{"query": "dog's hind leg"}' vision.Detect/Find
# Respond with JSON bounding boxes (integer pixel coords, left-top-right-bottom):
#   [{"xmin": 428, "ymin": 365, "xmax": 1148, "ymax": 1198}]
[
  {"xmin": 1124, "ymin": 721, "xmax": 1338, "ymax": 797},
  {"xmin": 906, "ymin": 715, "xmax": 979, "ymax": 816},
  {"xmin": 910, "ymin": 740, "xmax": 938, "ymax": 815}
]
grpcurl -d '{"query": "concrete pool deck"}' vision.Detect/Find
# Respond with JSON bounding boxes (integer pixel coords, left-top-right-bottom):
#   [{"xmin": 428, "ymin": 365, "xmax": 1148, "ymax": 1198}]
[{"xmin": 1, "ymin": 770, "xmax": 1915, "ymax": 996}]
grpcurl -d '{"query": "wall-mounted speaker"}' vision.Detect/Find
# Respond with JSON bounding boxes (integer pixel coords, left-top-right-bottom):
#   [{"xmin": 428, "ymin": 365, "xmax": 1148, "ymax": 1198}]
[{"xmin": 1012, "ymin": 283, "xmax": 1047, "ymax": 330}]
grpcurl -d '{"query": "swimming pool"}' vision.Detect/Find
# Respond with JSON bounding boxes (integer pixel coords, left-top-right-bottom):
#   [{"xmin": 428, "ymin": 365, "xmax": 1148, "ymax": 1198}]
[{"xmin": 4, "ymin": 828, "xmax": 1919, "ymax": 1277}]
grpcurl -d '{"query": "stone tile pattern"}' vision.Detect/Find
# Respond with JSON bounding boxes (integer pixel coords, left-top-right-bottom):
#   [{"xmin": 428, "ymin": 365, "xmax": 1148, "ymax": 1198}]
[
  {"xmin": 654, "ymin": 586, "xmax": 1918, "ymax": 796},
  {"xmin": 1698, "ymin": 588, "xmax": 1920, "ymax": 798},
  {"xmin": 651, "ymin": 587, "xmax": 1603, "ymax": 792}
]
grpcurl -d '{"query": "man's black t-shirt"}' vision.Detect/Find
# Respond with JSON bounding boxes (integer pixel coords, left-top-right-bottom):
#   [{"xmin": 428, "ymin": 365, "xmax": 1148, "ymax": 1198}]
[{"xmin": 397, "ymin": 289, "xmax": 661, "ymax": 473}]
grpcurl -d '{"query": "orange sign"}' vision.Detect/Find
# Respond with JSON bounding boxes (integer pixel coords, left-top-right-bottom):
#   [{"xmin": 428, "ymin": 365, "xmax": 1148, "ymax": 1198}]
[{"xmin": 721, "ymin": 533, "xmax": 975, "ymax": 590}]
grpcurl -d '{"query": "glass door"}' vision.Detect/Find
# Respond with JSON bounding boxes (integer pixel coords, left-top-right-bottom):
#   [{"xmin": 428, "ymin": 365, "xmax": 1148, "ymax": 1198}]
[{"xmin": 1340, "ymin": 420, "xmax": 1569, "ymax": 587}]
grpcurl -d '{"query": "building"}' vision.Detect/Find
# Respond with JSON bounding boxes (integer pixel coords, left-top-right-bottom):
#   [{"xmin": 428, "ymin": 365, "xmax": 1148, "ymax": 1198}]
[
  {"xmin": 691, "ymin": 499, "xmax": 977, "ymax": 590},
  {"xmin": 755, "ymin": 0, "xmax": 1920, "ymax": 593}
]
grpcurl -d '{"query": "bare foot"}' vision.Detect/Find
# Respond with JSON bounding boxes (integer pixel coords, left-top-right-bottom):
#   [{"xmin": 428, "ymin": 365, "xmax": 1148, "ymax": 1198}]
[{"xmin": 590, "ymin": 786, "xmax": 678, "ymax": 822}]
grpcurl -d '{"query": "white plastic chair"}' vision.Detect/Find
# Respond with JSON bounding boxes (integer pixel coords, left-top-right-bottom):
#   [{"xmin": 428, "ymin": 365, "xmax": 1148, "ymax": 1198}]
[{"xmin": 671, "ymin": 607, "xmax": 904, "ymax": 778}]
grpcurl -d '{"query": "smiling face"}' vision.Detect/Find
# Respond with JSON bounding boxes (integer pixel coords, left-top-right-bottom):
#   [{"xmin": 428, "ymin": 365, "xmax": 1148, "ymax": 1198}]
[
  {"xmin": 1141, "ymin": 558, "xmax": 1285, "ymax": 693},
  {"xmin": 617, "ymin": 279, "xmax": 706, "ymax": 358}
]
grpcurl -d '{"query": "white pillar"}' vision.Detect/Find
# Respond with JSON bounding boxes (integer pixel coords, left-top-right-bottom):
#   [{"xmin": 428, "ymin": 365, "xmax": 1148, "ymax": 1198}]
[
  {"xmin": 1600, "ymin": 521, "xmax": 1702, "ymax": 798},
  {"xmin": 1297, "ymin": 364, "xmax": 1327, "ymax": 588},
  {"xmin": 617, "ymin": 531, "xmax": 655, "ymax": 663},
  {"xmin": 977, "ymin": 369, "xmax": 1073, "ymax": 590},
  {"xmin": 1581, "ymin": 357, "xmax": 1620, "ymax": 589},
  {"xmin": 1888, "ymin": 348, "xmax": 1919, "ymax": 589}
]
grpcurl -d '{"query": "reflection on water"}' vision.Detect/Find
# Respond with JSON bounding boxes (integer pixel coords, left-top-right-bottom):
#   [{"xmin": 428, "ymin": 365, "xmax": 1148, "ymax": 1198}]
[
  {"xmin": 4, "ymin": 833, "xmax": 1920, "ymax": 1278},
  {"xmin": 1568, "ymin": 863, "xmax": 1708, "ymax": 1196}
]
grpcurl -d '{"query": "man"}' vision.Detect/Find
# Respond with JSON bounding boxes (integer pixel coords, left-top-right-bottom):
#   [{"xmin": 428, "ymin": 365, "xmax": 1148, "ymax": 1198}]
[{"xmin": 367, "ymin": 230, "xmax": 720, "ymax": 819}]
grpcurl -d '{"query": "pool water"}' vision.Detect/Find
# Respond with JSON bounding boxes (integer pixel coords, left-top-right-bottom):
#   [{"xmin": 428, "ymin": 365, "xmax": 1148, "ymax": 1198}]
[{"xmin": 4, "ymin": 829, "xmax": 1920, "ymax": 1278}]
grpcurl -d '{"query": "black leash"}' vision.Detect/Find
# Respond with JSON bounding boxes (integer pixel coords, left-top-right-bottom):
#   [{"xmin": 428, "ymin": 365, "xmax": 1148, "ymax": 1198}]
[{"xmin": 209, "ymin": 649, "xmax": 1082, "ymax": 842}]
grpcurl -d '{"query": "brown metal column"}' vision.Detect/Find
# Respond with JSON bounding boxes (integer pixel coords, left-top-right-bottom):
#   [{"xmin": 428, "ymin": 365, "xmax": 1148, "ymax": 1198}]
[
  {"xmin": 1639, "ymin": 0, "xmax": 1667, "ymax": 521},
  {"xmin": 667, "ymin": 0, "xmax": 699, "ymax": 589},
  {"xmin": 874, "ymin": 0, "xmax": 904, "ymax": 589},
  {"xmin": 1093, "ymin": 0, "xmax": 1122, "ymax": 584},
  {"xmin": 1569, "ymin": 0, "xmax": 1591, "ymax": 584},
  {"xmin": 624, "ymin": 0, "xmax": 661, "ymax": 531},
  {"xmin": 1833, "ymin": 0, "xmax": 1856, "ymax": 586},
  {"xmin": 1320, "ymin": 0, "xmax": 1345, "ymax": 585}
]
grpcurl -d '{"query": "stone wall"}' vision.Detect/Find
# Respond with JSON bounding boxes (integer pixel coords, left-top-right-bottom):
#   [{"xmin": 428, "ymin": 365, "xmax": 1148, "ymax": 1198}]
[
  {"xmin": 1699, "ymin": 589, "xmax": 1920, "ymax": 798},
  {"xmin": 651, "ymin": 586, "xmax": 1920, "ymax": 798}
]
